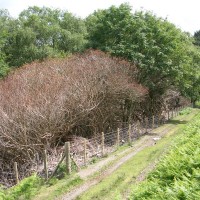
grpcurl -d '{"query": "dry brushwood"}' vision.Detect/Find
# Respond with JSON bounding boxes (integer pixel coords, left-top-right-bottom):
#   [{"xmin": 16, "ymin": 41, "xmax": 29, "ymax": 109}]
[{"xmin": 0, "ymin": 50, "xmax": 148, "ymax": 186}]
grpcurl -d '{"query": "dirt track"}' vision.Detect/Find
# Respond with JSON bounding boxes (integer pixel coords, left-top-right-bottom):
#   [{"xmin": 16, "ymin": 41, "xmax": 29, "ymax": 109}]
[{"xmin": 60, "ymin": 136, "xmax": 156, "ymax": 200}]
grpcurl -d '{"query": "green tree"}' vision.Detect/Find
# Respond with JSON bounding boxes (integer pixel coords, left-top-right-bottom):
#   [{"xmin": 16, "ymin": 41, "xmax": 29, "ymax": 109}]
[
  {"xmin": 4, "ymin": 6, "xmax": 88, "ymax": 67},
  {"xmin": 0, "ymin": 9, "xmax": 11, "ymax": 77},
  {"xmin": 86, "ymin": 4, "xmax": 192, "ymax": 98},
  {"xmin": 0, "ymin": 54, "xmax": 9, "ymax": 78},
  {"xmin": 178, "ymin": 45, "xmax": 200, "ymax": 106},
  {"xmin": 194, "ymin": 30, "xmax": 200, "ymax": 46},
  {"xmin": 19, "ymin": 6, "xmax": 87, "ymax": 52}
]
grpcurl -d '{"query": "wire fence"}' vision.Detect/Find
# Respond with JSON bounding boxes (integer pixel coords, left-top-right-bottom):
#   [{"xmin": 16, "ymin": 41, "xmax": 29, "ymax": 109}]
[
  {"xmin": 69, "ymin": 107, "xmax": 181, "ymax": 167},
  {"xmin": 7, "ymin": 105, "xmax": 192, "ymax": 185}
]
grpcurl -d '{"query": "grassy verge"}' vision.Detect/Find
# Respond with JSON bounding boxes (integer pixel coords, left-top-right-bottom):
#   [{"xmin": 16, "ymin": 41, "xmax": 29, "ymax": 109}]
[
  {"xmin": 0, "ymin": 174, "xmax": 43, "ymax": 200},
  {"xmin": 0, "ymin": 173, "xmax": 83, "ymax": 200},
  {"xmin": 130, "ymin": 110, "xmax": 200, "ymax": 200},
  {"xmin": 0, "ymin": 163, "xmax": 84, "ymax": 200},
  {"xmin": 76, "ymin": 108, "xmax": 199, "ymax": 200},
  {"xmin": 32, "ymin": 175, "xmax": 83, "ymax": 200}
]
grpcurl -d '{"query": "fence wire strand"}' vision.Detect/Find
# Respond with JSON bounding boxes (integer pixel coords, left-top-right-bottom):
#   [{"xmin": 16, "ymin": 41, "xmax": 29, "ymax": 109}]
[{"xmin": 2, "ymin": 105, "xmax": 192, "ymax": 187}]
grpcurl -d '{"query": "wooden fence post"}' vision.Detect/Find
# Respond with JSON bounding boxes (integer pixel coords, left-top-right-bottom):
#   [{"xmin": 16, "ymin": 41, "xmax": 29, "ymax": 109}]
[
  {"xmin": 65, "ymin": 142, "xmax": 71, "ymax": 174},
  {"xmin": 137, "ymin": 120, "xmax": 141, "ymax": 136},
  {"xmin": 117, "ymin": 128, "xmax": 120, "ymax": 148},
  {"xmin": 159, "ymin": 115, "xmax": 162, "ymax": 125},
  {"xmin": 152, "ymin": 116, "xmax": 155, "ymax": 129},
  {"xmin": 48, "ymin": 154, "xmax": 66, "ymax": 180},
  {"xmin": 167, "ymin": 110, "xmax": 170, "ymax": 120},
  {"xmin": 101, "ymin": 132, "xmax": 105, "ymax": 156},
  {"xmin": 128, "ymin": 124, "xmax": 131, "ymax": 145},
  {"xmin": 84, "ymin": 138, "xmax": 87, "ymax": 166},
  {"xmin": 35, "ymin": 152, "xmax": 39, "ymax": 171},
  {"xmin": 14, "ymin": 162, "xmax": 19, "ymax": 184},
  {"xmin": 43, "ymin": 149, "xmax": 48, "ymax": 181},
  {"xmin": 145, "ymin": 118, "xmax": 148, "ymax": 133}
]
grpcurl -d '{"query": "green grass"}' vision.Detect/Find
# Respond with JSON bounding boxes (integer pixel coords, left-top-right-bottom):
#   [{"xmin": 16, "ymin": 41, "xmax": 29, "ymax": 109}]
[
  {"xmin": 179, "ymin": 107, "xmax": 193, "ymax": 115},
  {"xmin": 84, "ymin": 142, "xmax": 146, "ymax": 181},
  {"xmin": 32, "ymin": 175, "xmax": 83, "ymax": 200},
  {"xmin": 0, "ymin": 174, "xmax": 43, "ymax": 200},
  {"xmin": 130, "ymin": 112, "xmax": 200, "ymax": 200},
  {"xmin": 0, "ymin": 173, "xmax": 83, "ymax": 200},
  {"xmin": 0, "ymin": 161, "xmax": 83, "ymax": 200},
  {"xmin": 195, "ymin": 101, "xmax": 200, "ymax": 108}
]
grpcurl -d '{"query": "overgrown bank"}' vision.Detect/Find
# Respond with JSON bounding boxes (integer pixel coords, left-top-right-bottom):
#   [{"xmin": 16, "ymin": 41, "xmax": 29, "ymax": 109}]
[{"xmin": 130, "ymin": 110, "xmax": 200, "ymax": 200}]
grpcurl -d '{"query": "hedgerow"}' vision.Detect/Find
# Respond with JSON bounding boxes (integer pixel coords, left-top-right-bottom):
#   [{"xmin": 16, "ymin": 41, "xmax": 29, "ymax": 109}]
[{"xmin": 0, "ymin": 50, "xmax": 147, "ymax": 187}]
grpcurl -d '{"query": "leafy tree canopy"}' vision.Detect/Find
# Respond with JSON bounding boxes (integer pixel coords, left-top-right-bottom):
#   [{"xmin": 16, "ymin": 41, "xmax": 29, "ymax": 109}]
[
  {"xmin": 86, "ymin": 3, "xmax": 199, "ymax": 99},
  {"xmin": 3, "ymin": 6, "xmax": 88, "ymax": 67},
  {"xmin": 194, "ymin": 30, "xmax": 200, "ymax": 46},
  {"xmin": 0, "ymin": 9, "xmax": 11, "ymax": 77}
]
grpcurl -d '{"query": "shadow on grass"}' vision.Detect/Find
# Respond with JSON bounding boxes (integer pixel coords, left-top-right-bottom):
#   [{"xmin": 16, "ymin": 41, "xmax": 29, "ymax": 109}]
[{"xmin": 168, "ymin": 119, "xmax": 188, "ymax": 125}]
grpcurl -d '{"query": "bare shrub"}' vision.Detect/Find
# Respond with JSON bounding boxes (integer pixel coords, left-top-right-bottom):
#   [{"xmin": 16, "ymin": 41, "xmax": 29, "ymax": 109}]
[{"xmin": 0, "ymin": 50, "xmax": 147, "ymax": 186}]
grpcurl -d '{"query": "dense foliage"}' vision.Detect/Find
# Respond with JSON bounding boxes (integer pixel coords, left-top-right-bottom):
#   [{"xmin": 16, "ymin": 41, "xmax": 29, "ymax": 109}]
[
  {"xmin": 0, "ymin": 6, "xmax": 87, "ymax": 67},
  {"xmin": 0, "ymin": 10, "xmax": 10, "ymax": 77},
  {"xmin": 194, "ymin": 30, "xmax": 200, "ymax": 46},
  {"xmin": 178, "ymin": 45, "xmax": 200, "ymax": 106},
  {"xmin": 86, "ymin": 3, "xmax": 200, "ymax": 102},
  {"xmin": 130, "ymin": 110, "xmax": 200, "ymax": 199}
]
